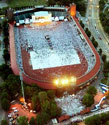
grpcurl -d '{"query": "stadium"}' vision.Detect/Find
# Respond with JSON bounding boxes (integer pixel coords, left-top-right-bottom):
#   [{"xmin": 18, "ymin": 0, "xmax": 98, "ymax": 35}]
[{"xmin": 9, "ymin": 5, "xmax": 101, "ymax": 89}]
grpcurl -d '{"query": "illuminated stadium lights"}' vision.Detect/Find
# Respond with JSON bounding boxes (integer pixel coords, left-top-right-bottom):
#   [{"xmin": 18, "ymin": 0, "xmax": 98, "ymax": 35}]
[
  {"xmin": 54, "ymin": 79, "xmax": 59, "ymax": 86},
  {"xmin": 71, "ymin": 77, "xmax": 77, "ymax": 83},
  {"xmin": 64, "ymin": 79, "xmax": 69, "ymax": 84},
  {"xmin": 61, "ymin": 79, "xmax": 69, "ymax": 86},
  {"xmin": 54, "ymin": 77, "xmax": 76, "ymax": 87}
]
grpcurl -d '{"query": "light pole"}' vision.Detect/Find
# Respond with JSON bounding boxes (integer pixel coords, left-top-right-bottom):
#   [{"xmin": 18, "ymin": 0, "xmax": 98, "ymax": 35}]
[{"xmin": 20, "ymin": 71, "xmax": 25, "ymax": 104}]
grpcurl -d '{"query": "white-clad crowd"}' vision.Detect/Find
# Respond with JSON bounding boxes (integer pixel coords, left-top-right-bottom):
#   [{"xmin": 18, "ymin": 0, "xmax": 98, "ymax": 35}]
[{"xmin": 14, "ymin": 19, "xmax": 96, "ymax": 81}]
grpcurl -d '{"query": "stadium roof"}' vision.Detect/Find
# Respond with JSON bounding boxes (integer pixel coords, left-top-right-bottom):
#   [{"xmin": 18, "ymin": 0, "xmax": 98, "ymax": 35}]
[{"xmin": 34, "ymin": 11, "xmax": 49, "ymax": 17}]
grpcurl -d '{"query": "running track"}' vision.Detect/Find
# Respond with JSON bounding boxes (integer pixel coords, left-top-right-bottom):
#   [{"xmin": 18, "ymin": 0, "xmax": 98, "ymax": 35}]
[{"xmin": 9, "ymin": 17, "xmax": 101, "ymax": 89}]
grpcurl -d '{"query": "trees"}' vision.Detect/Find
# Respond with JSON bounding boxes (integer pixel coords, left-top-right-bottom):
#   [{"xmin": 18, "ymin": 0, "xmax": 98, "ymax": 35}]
[
  {"xmin": 93, "ymin": 41, "xmax": 98, "ymax": 48},
  {"xmin": 3, "ymin": 49, "xmax": 10, "ymax": 64},
  {"xmin": 82, "ymin": 94, "xmax": 94, "ymax": 107},
  {"xmin": 85, "ymin": 112, "xmax": 109, "ymax": 125},
  {"xmin": 6, "ymin": 74, "xmax": 21, "ymax": 96},
  {"xmin": 72, "ymin": 123, "xmax": 78, "ymax": 125},
  {"xmin": 0, "ymin": 91, "xmax": 10, "ymax": 100},
  {"xmin": 50, "ymin": 101, "xmax": 61, "ymax": 117},
  {"xmin": 17, "ymin": 116, "xmax": 28, "ymax": 125},
  {"xmin": 87, "ymin": 86, "xmax": 97, "ymax": 96},
  {"xmin": 101, "ymin": 78, "xmax": 109, "ymax": 86},
  {"xmin": 36, "ymin": 112, "xmax": 50, "ymax": 125},
  {"xmin": 35, "ymin": 91, "xmax": 61, "ymax": 124},
  {"xmin": 91, "ymin": 39, "xmax": 98, "ymax": 48},
  {"xmin": 3, "ymin": 37, "xmax": 9, "ymax": 49},
  {"xmin": 0, "ymin": 74, "xmax": 21, "ymax": 101},
  {"xmin": 25, "ymin": 86, "xmax": 35, "ymax": 98},
  {"xmin": 100, "ymin": 112, "xmax": 109, "ymax": 124},
  {"xmin": 48, "ymin": 0, "xmax": 55, "ymax": 6},
  {"xmin": 87, "ymin": 30, "xmax": 91, "ymax": 38},
  {"xmin": 29, "ymin": 117, "xmax": 36, "ymax": 125},
  {"xmin": 41, "ymin": 100, "xmax": 50, "ymax": 113},
  {"xmin": 0, "ymin": 64, "xmax": 12, "ymax": 80},
  {"xmin": 85, "ymin": 115, "xmax": 101, "ymax": 125},
  {"xmin": 74, "ymin": 0, "xmax": 86, "ymax": 16},
  {"xmin": 101, "ymin": 78, "xmax": 107, "ymax": 85},
  {"xmin": 47, "ymin": 0, "xmax": 86, "ymax": 16},
  {"xmin": 1, "ymin": 120, "xmax": 8, "ymax": 125},
  {"xmin": 85, "ymin": 28, "xmax": 91, "ymax": 38},
  {"xmin": 47, "ymin": 90, "xmax": 55, "ymax": 99},
  {"xmin": 98, "ymin": 48, "xmax": 102, "ymax": 55},
  {"xmin": 102, "ymin": 54, "xmax": 107, "ymax": 62},
  {"xmin": 79, "ymin": 20, "xmax": 85, "ymax": 29},
  {"xmin": 83, "ymin": 86, "xmax": 97, "ymax": 107},
  {"xmin": 103, "ymin": 61, "xmax": 109, "ymax": 72},
  {"xmin": 1, "ymin": 98, "xmax": 10, "ymax": 111},
  {"xmin": 32, "ymin": 95, "xmax": 40, "ymax": 111},
  {"xmin": 24, "ymin": 84, "xmax": 43, "ymax": 98},
  {"xmin": 105, "ymin": 121, "xmax": 109, "ymax": 125},
  {"xmin": 38, "ymin": 91, "xmax": 48, "ymax": 103}
]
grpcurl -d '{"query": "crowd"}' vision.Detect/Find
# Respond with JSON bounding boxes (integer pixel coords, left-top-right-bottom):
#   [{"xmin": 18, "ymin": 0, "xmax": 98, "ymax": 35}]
[
  {"xmin": 14, "ymin": 19, "xmax": 96, "ymax": 81},
  {"xmin": 55, "ymin": 93, "xmax": 85, "ymax": 116}
]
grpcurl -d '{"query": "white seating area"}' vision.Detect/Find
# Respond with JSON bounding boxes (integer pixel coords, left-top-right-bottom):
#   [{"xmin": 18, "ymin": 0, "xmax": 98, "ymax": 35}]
[
  {"xmin": 14, "ymin": 19, "xmax": 96, "ymax": 79},
  {"xmin": 55, "ymin": 94, "xmax": 85, "ymax": 116},
  {"xmin": 69, "ymin": 20, "xmax": 96, "ymax": 74}
]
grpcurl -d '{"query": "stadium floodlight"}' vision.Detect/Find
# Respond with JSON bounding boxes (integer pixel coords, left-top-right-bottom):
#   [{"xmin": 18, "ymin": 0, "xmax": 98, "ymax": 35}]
[
  {"xmin": 71, "ymin": 77, "xmax": 76, "ymax": 82},
  {"xmin": 54, "ymin": 79, "xmax": 59, "ymax": 86},
  {"xmin": 71, "ymin": 77, "xmax": 77, "ymax": 86},
  {"xmin": 61, "ymin": 78, "xmax": 69, "ymax": 86},
  {"xmin": 64, "ymin": 79, "xmax": 69, "ymax": 84},
  {"xmin": 61, "ymin": 79, "xmax": 65, "ymax": 85},
  {"xmin": 54, "ymin": 77, "xmax": 77, "ymax": 87}
]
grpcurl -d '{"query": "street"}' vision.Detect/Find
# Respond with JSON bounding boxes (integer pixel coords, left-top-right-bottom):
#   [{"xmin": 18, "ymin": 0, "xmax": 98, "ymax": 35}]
[
  {"xmin": 86, "ymin": 0, "xmax": 109, "ymax": 60},
  {"xmin": 0, "ymin": 103, "xmax": 6, "ymax": 122},
  {"xmin": 0, "ymin": 34, "xmax": 4, "ymax": 65},
  {"xmin": 0, "ymin": 1, "xmax": 8, "ymax": 8}
]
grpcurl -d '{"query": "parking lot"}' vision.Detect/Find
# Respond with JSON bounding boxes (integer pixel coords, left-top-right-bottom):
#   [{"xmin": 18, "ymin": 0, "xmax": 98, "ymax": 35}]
[{"xmin": 8, "ymin": 103, "xmax": 36, "ymax": 124}]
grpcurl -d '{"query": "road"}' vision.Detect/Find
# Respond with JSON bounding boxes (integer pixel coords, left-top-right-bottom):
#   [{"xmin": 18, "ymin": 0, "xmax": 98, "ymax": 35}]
[
  {"xmin": 86, "ymin": 0, "xmax": 109, "ymax": 60},
  {"xmin": 0, "ymin": 102, "xmax": 6, "ymax": 122},
  {"xmin": 0, "ymin": 34, "xmax": 4, "ymax": 65},
  {"xmin": 0, "ymin": 1, "xmax": 8, "ymax": 8}
]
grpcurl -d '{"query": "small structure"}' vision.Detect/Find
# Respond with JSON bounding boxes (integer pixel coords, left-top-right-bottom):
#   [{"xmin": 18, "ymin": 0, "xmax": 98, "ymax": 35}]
[
  {"xmin": 51, "ymin": 118, "xmax": 58, "ymax": 124},
  {"xmin": 25, "ymin": 18, "xmax": 30, "ymax": 24},
  {"xmin": 70, "ymin": 3, "xmax": 76, "ymax": 17},
  {"xmin": 19, "ymin": 20, "xmax": 24, "ymax": 25},
  {"xmin": 32, "ymin": 11, "xmax": 52, "ymax": 23},
  {"xmin": 59, "ymin": 16, "xmax": 64, "ymax": 21}
]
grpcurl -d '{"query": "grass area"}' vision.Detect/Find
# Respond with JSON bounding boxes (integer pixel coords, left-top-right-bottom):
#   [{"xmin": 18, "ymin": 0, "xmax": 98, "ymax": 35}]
[{"xmin": 7, "ymin": 0, "xmax": 47, "ymax": 8}]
